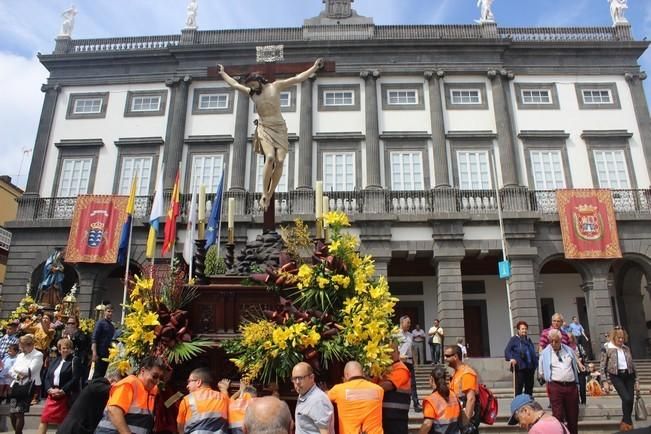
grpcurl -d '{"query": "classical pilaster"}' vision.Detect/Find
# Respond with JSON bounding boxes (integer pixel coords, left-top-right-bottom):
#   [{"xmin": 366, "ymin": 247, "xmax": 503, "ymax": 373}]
[
  {"xmin": 581, "ymin": 264, "xmax": 614, "ymax": 358},
  {"xmin": 163, "ymin": 75, "xmax": 192, "ymax": 191},
  {"xmin": 229, "ymin": 92, "xmax": 251, "ymax": 191},
  {"xmin": 361, "ymin": 70, "xmax": 381, "ymax": 189},
  {"xmin": 432, "ymin": 221, "xmax": 465, "ymax": 345},
  {"xmin": 507, "ymin": 258, "xmax": 541, "ymax": 339},
  {"xmin": 487, "ymin": 69, "xmax": 520, "ymax": 187},
  {"xmin": 425, "ymin": 70, "xmax": 450, "ymax": 188},
  {"xmin": 625, "ymin": 72, "xmax": 651, "ymax": 181},
  {"xmin": 297, "ymin": 75, "xmax": 316, "ymax": 190},
  {"xmin": 25, "ymin": 84, "xmax": 61, "ymax": 196}
]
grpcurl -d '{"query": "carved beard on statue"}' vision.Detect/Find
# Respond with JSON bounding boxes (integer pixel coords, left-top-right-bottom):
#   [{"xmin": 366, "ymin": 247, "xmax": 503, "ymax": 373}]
[{"xmin": 244, "ymin": 72, "xmax": 268, "ymax": 97}]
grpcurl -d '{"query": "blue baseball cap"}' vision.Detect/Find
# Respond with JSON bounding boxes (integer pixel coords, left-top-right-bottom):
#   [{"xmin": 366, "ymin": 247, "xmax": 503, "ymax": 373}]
[{"xmin": 508, "ymin": 394, "xmax": 534, "ymax": 425}]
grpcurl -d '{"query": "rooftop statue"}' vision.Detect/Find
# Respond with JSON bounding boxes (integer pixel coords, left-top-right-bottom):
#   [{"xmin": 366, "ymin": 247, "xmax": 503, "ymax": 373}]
[
  {"xmin": 324, "ymin": 0, "xmax": 353, "ymax": 19},
  {"xmin": 185, "ymin": 0, "xmax": 198, "ymax": 29},
  {"xmin": 477, "ymin": 0, "xmax": 495, "ymax": 23},
  {"xmin": 218, "ymin": 59, "xmax": 324, "ymax": 211},
  {"xmin": 59, "ymin": 5, "xmax": 77, "ymax": 37},
  {"xmin": 609, "ymin": 0, "xmax": 628, "ymax": 25}
]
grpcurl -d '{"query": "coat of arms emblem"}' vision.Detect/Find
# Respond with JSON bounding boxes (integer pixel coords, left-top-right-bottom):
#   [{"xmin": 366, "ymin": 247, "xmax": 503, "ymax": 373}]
[
  {"xmin": 87, "ymin": 220, "xmax": 105, "ymax": 247},
  {"xmin": 572, "ymin": 204, "xmax": 603, "ymax": 241}
]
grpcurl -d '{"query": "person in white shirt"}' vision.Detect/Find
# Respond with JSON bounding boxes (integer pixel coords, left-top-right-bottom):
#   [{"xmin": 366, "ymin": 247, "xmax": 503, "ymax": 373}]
[
  {"xmin": 411, "ymin": 324, "xmax": 427, "ymax": 365},
  {"xmin": 456, "ymin": 337, "xmax": 468, "ymax": 361},
  {"xmin": 428, "ymin": 319, "xmax": 444, "ymax": 365},
  {"xmin": 10, "ymin": 334, "xmax": 44, "ymax": 434},
  {"xmin": 397, "ymin": 316, "xmax": 421, "ymax": 412}
]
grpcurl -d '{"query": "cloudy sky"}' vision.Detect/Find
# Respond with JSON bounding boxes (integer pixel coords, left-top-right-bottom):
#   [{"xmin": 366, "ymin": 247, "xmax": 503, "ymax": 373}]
[{"xmin": 1, "ymin": 0, "xmax": 650, "ymax": 190}]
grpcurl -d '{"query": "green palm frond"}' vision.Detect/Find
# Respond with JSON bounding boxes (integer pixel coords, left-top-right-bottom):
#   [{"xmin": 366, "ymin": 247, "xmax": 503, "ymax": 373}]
[{"xmin": 166, "ymin": 339, "xmax": 216, "ymax": 364}]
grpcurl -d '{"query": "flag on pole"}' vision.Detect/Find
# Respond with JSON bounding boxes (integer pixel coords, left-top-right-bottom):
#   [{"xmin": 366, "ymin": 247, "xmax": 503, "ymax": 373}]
[
  {"xmin": 146, "ymin": 170, "xmax": 165, "ymax": 258},
  {"xmin": 183, "ymin": 187, "xmax": 197, "ymax": 265},
  {"xmin": 162, "ymin": 171, "xmax": 181, "ymax": 255},
  {"xmin": 117, "ymin": 177, "xmax": 137, "ymax": 265},
  {"xmin": 205, "ymin": 171, "xmax": 225, "ymax": 249}
]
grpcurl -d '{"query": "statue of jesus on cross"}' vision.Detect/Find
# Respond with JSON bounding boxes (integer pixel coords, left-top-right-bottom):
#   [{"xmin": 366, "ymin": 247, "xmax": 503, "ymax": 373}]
[{"xmin": 218, "ymin": 59, "xmax": 324, "ymax": 210}]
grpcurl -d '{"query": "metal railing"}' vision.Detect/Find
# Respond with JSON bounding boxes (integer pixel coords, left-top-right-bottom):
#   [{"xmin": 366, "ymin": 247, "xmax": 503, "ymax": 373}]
[
  {"xmin": 60, "ymin": 24, "xmax": 631, "ymax": 54},
  {"xmin": 15, "ymin": 189, "xmax": 651, "ymax": 222}
]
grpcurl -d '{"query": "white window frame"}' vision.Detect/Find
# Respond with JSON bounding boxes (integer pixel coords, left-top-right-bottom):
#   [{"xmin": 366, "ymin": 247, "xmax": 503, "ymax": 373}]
[
  {"xmin": 190, "ymin": 154, "xmax": 225, "ymax": 193},
  {"xmin": 323, "ymin": 152, "xmax": 356, "ymax": 192},
  {"xmin": 390, "ymin": 151, "xmax": 424, "ymax": 190},
  {"xmin": 118, "ymin": 156, "xmax": 153, "ymax": 196},
  {"xmin": 57, "ymin": 158, "xmax": 92, "ymax": 197},
  {"xmin": 450, "ymin": 89, "xmax": 481, "ymax": 105},
  {"xmin": 198, "ymin": 93, "xmax": 229, "ymax": 110},
  {"xmin": 593, "ymin": 149, "xmax": 630, "ymax": 189},
  {"xmin": 387, "ymin": 89, "xmax": 418, "ymax": 106},
  {"xmin": 279, "ymin": 91, "xmax": 292, "ymax": 108},
  {"xmin": 582, "ymin": 89, "xmax": 613, "ymax": 105},
  {"xmin": 255, "ymin": 155, "xmax": 289, "ymax": 193},
  {"xmin": 130, "ymin": 95, "xmax": 162, "ymax": 112},
  {"xmin": 73, "ymin": 97, "xmax": 103, "ymax": 114},
  {"xmin": 456, "ymin": 151, "xmax": 491, "ymax": 190},
  {"xmin": 529, "ymin": 150, "xmax": 566, "ymax": 190},
  {"xmin": 323, "ymin": 90, "xmax": 354, "ymax": 107},
  {"xmin": 521, "ymin": 89, "xmax": 552, "ymax": 105}
]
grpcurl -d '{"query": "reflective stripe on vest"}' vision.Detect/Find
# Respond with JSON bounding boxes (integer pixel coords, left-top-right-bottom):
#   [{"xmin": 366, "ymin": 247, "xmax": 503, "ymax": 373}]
[
  {"xmin": 184, "ymin": 392, "xmax": 228, "ymax": 434},
  {"xmin": 382, "ymin": 388, "xmax": 411, "ymax": 420},
  {"xmin": 95, "ymin": 376, "xmax": 154, "ymax": 434},
  {"xmin": 423, "ymin": 393, "xmax": 460, "ymax": 434},
  {"xmin": 229, "ymin": 394, "xmax": 252, "ymax": 430}
]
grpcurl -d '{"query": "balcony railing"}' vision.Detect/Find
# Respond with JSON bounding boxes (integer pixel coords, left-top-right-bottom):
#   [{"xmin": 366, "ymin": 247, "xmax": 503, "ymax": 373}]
[{"xmin": 14, "ymin": 189, "xmax": 651, "ymax": 223}]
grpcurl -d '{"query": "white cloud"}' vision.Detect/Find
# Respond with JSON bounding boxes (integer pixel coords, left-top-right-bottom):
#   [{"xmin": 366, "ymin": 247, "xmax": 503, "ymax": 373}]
[{"xmin": 0, "ymin": 52, "xmax": 48, "ymax": 189}]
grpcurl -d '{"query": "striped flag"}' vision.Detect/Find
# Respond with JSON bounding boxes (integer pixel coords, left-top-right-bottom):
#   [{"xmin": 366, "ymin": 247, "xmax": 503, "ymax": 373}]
[
  {"xmin": 117, "ymin": 177, "xmax": 137, "ymax": 265},
  {"xmin": 162, "ymin": 171, "xmax": 181, "ymax": 255},
  {"xmin": 205, "ymin": 171, "xmax": 224, "ymax": 249},
  {"xmin": 145, "ymin": 170, "xmax": 165, "ymax": 258},
  {"xmin": 183, "ymin": 187, "xmax": 197, "ymax": 265}
]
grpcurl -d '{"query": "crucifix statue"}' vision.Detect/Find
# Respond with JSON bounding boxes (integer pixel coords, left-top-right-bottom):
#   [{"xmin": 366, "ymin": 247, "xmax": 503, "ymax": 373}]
[{"xmin": 217, "ymin": 59, "xmax": 325, "ymax": 211}]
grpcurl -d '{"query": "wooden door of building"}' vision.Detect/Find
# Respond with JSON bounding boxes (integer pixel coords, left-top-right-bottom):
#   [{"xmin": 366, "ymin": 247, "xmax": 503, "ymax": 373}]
[{"xmin": 463, "ymin": 300, "xmax": 490, "ymax": 357}]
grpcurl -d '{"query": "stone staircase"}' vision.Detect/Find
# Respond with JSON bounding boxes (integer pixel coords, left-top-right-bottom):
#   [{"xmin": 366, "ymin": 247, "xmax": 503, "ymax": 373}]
[{"xmin": 407, "ymin": 359, "xmax": 651, "ymax": 434}]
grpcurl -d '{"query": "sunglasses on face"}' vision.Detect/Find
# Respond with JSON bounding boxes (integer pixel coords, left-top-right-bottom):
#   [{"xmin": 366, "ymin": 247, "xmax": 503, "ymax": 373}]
[{"xmin": 444, "ymin": 353, "xmax": 455, "ymax": 358}]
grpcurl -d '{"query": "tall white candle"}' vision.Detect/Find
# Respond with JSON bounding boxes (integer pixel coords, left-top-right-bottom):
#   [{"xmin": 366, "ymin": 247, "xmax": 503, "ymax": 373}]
[
  {"xmin": 198, "ymin": 185, "xmax": 206, "ymax": 221},
  {"xmin": 322, "ymin": 195, "xmax": 329, "ymax": 215},
  {"xmin": 228, "ymin": 197, "xmax": 235, "ymax": 229},
  {"xmin": 315, "ymin": 181, "xmax": 323, "ymax": 218}
]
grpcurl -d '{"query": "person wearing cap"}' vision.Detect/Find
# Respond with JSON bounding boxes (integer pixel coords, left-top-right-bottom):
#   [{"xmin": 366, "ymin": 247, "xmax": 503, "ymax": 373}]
[{"xmin": 508, "ymin": 394, "xmax": 568, "ymax": 433}]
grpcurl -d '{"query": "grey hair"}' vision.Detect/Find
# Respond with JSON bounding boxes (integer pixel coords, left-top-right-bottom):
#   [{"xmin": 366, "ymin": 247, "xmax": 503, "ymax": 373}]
[
  {"xmin": 551, "ymin": 312, "xmax": 564, "ymax": 322},
  {"xmin": 548, "ymin": 329, "xmax": 562, "ymax": 340},
  {"xmin": 243, "ymin": 397, "xmax": 292, "ymax": 434}
]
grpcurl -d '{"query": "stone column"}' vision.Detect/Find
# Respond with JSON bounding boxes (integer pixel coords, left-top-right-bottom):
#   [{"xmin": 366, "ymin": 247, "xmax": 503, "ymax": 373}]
[
  {"xmin": 581, "ymin": 272, "xmax": 614, "ymax": 358},
  {"xmin": 435, "ymin": 258, "xmax": 465, "ymax": 346},
  {"xmin": 432, "ymin": 221, "xmax": 465, "ymax": 346},
  {"xmin": 425, "ymin": 70, "xmax": 450, "ymax": 188},
  {"xmin": 487, "ymin": 69, "xmax": 520, "ymax": 187},
  {"xmin": 25, "ymin": 84, "xmax": 61, "ymax": 195},
  {"xmin": 163, "ymin": 75, "xmax": 192, "ymax": 191},
  {"xmin": 361, "ymin": 70, "xmax": 381, "ymax": 190},
  {"xmin": 508, "ymin": 258, "xmax": 541, "ymax": 338},
  {"xmin": 297, "ymin": 75, "xmax": 316, "ymax": 190},
  {"xmin": 229, "ymin": 92, "xmax": 250, "ymax": 191},
  {"xmin": 625, "ymin": 72, "xmax": 651, "ymax": 181}
]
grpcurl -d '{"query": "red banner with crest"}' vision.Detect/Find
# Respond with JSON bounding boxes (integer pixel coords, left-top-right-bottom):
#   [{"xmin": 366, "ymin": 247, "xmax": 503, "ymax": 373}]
[
  {"xmin": 65, "ymin": 195, "xmax": 129, "ymax": 263},
  {"xmin": 556, "ymin": 189, "xmax": 622, "ymax": 259}
]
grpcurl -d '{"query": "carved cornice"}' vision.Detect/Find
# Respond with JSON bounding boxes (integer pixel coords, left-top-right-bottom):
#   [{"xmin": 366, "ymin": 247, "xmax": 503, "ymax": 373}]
[
  {"xmin": 424, "ymin": 70, "xmax": 445, "ymax": 80},
  {"xmin": 625, "ymin": 71, "xmax": 647, "ymax": 82},
  {"xmin": 165, "ymin": 75, "xmax": 193, "ymax": 87},
  {"xmin": 360, "ymin": 70, "xmax": 380, "ymax": 80},
  {"xmin": 41, "ymin": 83, "xmax": 61, "ymax": 93}
]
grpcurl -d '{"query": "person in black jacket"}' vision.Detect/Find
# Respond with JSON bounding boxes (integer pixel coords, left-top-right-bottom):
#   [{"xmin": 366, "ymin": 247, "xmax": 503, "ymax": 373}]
[
  {"xmin": 56, "ymin": 370, "xmax": 124, "ymax": 434},
  {"xmin": 38, "ymin": 338, "xmax": 81, "ymax": 434},
  {"xmin": 63, "ymin": 316, "xmax": 90, "ymax": 386},
  {"xmin": 504, "ymin": 321, "xmax": 538, "ymax": 396}
]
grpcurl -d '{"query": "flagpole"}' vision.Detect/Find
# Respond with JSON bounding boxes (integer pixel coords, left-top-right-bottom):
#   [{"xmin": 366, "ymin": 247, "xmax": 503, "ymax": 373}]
[
  {"xmin": 216, "ymin": 164, "xmax": 226, "ymax": 258},
  {"xmin": 121, "ymin": 217, "xmax": 134, "ymax": 325}
]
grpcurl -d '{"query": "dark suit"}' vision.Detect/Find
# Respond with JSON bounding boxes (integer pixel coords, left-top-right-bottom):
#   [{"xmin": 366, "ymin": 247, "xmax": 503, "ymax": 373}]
[
  {"xmin": 56, "ymin": 377, "xmax": 111, "ymax": 434},
  {"xmin": 44, "ymin": 355, "xmax": 81, "ymax": 398}
]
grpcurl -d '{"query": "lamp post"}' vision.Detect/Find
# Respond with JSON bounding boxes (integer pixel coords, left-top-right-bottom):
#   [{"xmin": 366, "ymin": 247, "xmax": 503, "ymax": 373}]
[{"xmin": 62, "ymin": 283, "xmax": 78, "ymax": 318}]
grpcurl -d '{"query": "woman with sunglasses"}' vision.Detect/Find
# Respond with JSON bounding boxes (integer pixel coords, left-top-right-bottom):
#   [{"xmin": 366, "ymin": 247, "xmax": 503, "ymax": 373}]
[{"xmin": 600, "ymin": 327, "xmax": 638, "ymax": 432}]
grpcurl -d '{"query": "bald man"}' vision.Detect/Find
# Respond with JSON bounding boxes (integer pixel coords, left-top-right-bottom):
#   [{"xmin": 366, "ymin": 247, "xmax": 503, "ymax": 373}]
[
  {"xmin": 292, "ymin": 362, "xmax": 334, "ymax": 434},
  {"xmin": 242, "ymin": 396, "xmax": 292, "ymax": 434},
  {"xmin": 327, "ymin": 361, "xmax": 384, "ymax": 434}
]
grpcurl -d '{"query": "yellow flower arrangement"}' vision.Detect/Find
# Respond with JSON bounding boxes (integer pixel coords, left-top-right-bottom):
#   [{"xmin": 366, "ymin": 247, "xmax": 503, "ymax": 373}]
[{"xmin": 225, "ymin": 210, "xmax": 397, "ymax": 383}]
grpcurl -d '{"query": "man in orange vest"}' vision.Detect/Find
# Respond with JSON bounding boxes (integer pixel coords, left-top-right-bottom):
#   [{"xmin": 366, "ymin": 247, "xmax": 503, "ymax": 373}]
[
  {"xmin": 327, "ymin": 361, "xmax": 384, "ymax": 434},
  {"xmin": 95, "ymin": 356, "xmax": 166, "ymax": 434},
  {"xmin": 224, "ymin": 379, "xmax": 257, "ymax": 434},
  {"xmin": 379, "ymin": 346, "xmax": 411, "ymax": 434},
  {"xmin": 445, "ymin": 345, "xmax": 479, "ymax": 425},
  {"xmin": 177, "ymin": 368, "xmax": 229, "ymax": 434}
]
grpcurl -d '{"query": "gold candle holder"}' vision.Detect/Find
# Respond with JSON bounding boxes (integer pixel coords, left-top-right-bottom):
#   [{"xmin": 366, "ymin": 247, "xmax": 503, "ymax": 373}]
[
  {"xmin": 198, "ymin": 220, "xmax": 206, "ymax": 240},
  {"xmin": 315, "ymin": 217, "xmax": 324, "ymax": 240},
  {"xmin": 228, "ymin": 227, "xmax": 235, "ymax": 244}
]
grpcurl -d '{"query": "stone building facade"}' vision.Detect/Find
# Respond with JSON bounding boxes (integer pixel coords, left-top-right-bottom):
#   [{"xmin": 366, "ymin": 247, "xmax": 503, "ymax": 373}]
[{"xmin": 5, "ymin": 2, "xmax": 651, "ymax": 358}]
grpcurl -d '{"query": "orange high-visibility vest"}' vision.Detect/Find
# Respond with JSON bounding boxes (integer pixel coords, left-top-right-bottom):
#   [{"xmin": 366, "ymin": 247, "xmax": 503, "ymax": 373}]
[
  {"xmin": 228, "ymin": 393, "xmax": 254, "ymax": 434},
  {"xmin": 95, "ymin": 375, "xmax": 157, "ymax": 434},
  {"xmin": 422, "ymin": 391, "xmax": 461, "ymax": 434},
  {"xmin": 328, "ymin": 377, "xmax": 384, "ymax": 434},
  {"xmin": 382, "ymin": 361, "xmax": 411, "ymax": 421},
  {"xmin": 177, "ymin": 387, "xmax": 229, "ymax": 434}
]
